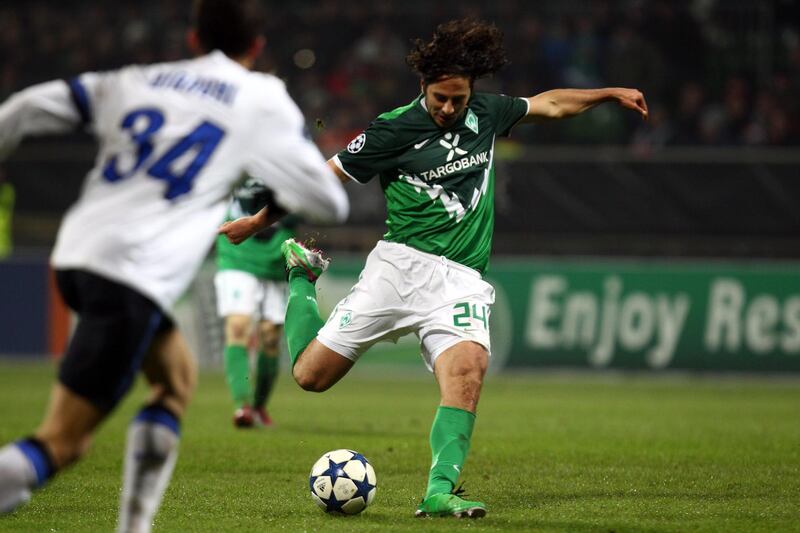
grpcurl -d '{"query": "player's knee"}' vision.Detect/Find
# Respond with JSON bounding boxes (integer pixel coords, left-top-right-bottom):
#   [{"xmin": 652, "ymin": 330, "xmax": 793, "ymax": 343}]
[
  {"xmin": 149, "ymin": 352, "xmax": 197, "ymax": 417},
  {"xmin": 292, "ymin": 365, "xmax": 332, "ymax": 393},
  {"xmin": 224, "ymin": 316, "xmax": 251, "ymax": 345},
  {"xmin": 451, "ymin": 345, "xmax": 489, "ymax": 381},
  {"xmin": 436, "ymin": 343, "xmax": 488, "ymax": 411},
  {"xmin": 258, "ymin": 322, "xmax": 281, "ymax": 353},
  {"xmin": 170, "ymin": 355, "xmax": 198, "ymax": 412}
]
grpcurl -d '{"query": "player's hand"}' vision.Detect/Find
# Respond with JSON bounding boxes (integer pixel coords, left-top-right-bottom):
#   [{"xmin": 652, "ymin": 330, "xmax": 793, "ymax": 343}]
[
  {"xmin": 218, "ymin": 216, "xmax": 259, "ymax": 244},
  {"xmin": 615, "ymin": 88, "xmax": 648, "ymax": 120}
]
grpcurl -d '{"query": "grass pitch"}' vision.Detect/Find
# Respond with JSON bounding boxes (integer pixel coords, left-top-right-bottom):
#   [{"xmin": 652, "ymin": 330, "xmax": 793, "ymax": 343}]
[{"xmin": 0, "ymin": 360, "xmax": 798, "ymax": 532}]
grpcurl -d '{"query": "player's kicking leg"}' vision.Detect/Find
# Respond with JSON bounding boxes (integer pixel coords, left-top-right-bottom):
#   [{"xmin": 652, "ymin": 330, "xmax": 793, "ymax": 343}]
[
  {"xmin": 280, "ymin": 238, "xmax": 354, "ymax": 391},
  {"xmin": 415, "ymin": 341, "xmax": 489, "ymax": 519}
]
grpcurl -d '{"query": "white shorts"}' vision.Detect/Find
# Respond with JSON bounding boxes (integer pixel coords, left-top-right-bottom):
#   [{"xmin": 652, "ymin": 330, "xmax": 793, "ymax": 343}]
[
  {"xmin": 214, "ymin": 270, "xmax": 288, "ymax": 324},
  {"xmin": 317, "ymin": 241, "xmax": 495, "ymax": 371}
]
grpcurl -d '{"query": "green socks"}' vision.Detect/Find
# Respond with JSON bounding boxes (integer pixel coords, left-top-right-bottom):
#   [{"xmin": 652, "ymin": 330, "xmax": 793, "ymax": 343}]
[
  {"xmin": 425, "ymin": 406, "xmax": 476, "ymax": 499},
  {"xmin": 254, "ymin": 352, "xmax": 279, "ymax": 408},
  {"xmin": 223, "ymin": 345, "xmax": 251, "ymax": 408},
  {"xmin": 225, "ymin": 347, "xmax": 280, "ymax": 410},
  {"xmin": 284, "ymin": 269, "xmax": 324, "ymax": 366}
]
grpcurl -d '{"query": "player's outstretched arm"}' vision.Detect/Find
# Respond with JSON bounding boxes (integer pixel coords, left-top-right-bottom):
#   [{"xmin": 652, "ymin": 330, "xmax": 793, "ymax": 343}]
[
  {"xmin": 521, "ymin": 88, "xmax": 648, "ymax": 123},
  {"xmin": 0, "ymin": 80, "xmax": 86, "ymax": 160}
]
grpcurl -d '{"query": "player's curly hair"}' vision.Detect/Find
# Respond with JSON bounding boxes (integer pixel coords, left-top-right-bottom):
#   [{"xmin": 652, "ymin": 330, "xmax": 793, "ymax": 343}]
[{"xmin": 406, "ymin": 18, "xmax": 508, "ymax": 86}]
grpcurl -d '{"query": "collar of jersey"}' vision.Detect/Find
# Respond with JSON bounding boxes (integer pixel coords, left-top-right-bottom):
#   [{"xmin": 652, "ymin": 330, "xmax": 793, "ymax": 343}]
[
  {"xmin": 417, "ymin": 94, "xmax": 471, "ymax": 131},
  {"xmin": 207, "ymin": 49, "xmax": 246, "ymax": 70}
]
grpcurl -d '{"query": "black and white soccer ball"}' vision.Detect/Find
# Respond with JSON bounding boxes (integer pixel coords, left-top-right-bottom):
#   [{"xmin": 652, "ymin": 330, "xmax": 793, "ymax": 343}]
[{"xmin": 309, "ymin": 449, "xmax": 377, "ymax": 515}]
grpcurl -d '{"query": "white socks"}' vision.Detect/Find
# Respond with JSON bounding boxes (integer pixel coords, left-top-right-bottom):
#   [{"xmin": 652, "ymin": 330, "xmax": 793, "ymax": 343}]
[
  {"xmin": 0, "ymin": 408, "xmax": 180, "ymax": 530},
  {"xmin": 0, "ymin": 440, "xmax": 50, "ymax": 514},
  {"xmin": 117, "ymin": 407, "xmax": 180, "ymax": 533}
]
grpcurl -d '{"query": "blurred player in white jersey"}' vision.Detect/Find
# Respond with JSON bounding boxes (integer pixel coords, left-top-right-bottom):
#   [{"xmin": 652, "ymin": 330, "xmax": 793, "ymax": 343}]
[{"xmin": 0, "ymin": 0, "xmax": 348, "ymax": 530}]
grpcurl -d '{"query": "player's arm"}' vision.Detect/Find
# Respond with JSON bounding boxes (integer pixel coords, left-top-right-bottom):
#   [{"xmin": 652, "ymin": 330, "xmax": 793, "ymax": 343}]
[
  {"xmin": 219, "ymin": 159, "xmax": 351, "ymax": 244},
  {"xmin": 520, "ymin": 88, "xmax": 648, "ymax": 123},
  {"xmin": 219, "ymin": 162, "xmax": 349, "ymax": 245},
  {"xmin": 327, "ymin": 159, "xmax": 352, "ymax": 184},
  {"xmin": 217, "ymin": 205, "xmax": 284, "ymax": 245},
  {"xmin": 0, "ymin": 80, "xmax": 87, "ymax": 160},
  {"xmin": 221, "ymin": 87, "xmax": 350, "ymax": 244},
  {"xmin": 219, "ymin": 160, "xmax": 351, "ymax": 244},
  {"xmin": 219, "ymin": 158, "xmax": 348, "ymax": 245}
]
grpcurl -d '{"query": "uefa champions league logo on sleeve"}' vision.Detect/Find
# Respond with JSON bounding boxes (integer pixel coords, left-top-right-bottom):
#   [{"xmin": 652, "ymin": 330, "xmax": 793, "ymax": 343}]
[{"xmin": 347, "ymin": 133, "xmax": 366, "ymax": 153}]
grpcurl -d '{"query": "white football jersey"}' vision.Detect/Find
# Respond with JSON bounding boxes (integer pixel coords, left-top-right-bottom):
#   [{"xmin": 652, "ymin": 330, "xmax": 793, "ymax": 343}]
[{"xmin": 0, "ymin": 51, "xmax": 348, "ymax": 311}]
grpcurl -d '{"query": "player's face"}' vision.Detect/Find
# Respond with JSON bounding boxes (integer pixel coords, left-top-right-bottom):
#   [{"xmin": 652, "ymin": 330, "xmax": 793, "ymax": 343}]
[{"xmin": 423, "ymin": 76, "xmax": 472, "ymax": 128}]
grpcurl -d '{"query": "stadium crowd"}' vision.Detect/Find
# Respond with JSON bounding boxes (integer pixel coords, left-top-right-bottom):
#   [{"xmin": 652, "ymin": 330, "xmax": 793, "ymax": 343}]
[{"xmin": 1, "ymin": 0, "xmax": 798, "ymax": 150}]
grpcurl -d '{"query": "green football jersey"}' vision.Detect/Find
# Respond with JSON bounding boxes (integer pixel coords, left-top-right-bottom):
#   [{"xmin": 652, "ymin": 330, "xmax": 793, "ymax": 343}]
[
  {"xmin": 335, "ymin": 92, "xmax": 528, "ymax": 273},
  {"xmin": 216, "ymin": 178, "xmax": 298, "ymax": 280}
]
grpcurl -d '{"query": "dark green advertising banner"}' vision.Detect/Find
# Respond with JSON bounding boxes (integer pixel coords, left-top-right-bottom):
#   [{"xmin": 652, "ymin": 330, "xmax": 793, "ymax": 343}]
[
  {"xmin": 319, "ymin": 257, "xmax": 800, "ymax": 371},
  {"xmin": 485, "ymin": 259, "xmax": 800, "ymax": 371}
]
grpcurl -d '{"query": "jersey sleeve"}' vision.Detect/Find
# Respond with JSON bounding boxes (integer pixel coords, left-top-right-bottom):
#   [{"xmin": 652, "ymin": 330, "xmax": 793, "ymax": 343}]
[
  {"xmin": 332, "ymin": 118, "xmax": 399, "ymax": 184},
  {"xmin": 486, "ymin": 93, "xmax": 530, "ymax": 138},
  {"xmin": 0, "ymin": 79, "xmax": 82, "ymax": 160},
  {"xmin": 244, "ymin": 88, "xmax": 348, "ymax": 225},
  {"xmin": 0, "ymin": 71, "xmax": 115, "ymax": 161}
]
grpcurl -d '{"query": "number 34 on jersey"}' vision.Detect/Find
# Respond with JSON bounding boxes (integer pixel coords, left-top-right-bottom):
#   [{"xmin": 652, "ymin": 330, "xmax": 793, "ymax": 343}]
[{"xmin": 103, "ymin": 107, "xmax": 226, "ymax": 200}]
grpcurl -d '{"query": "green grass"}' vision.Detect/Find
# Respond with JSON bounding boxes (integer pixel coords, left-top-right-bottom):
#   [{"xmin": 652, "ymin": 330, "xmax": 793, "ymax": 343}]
[{"xmin": 0, "ymin": 360, "xmax": 799, "ymax": 532}]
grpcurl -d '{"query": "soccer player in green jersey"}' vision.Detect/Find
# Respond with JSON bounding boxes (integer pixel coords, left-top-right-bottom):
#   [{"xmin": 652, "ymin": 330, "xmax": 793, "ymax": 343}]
[
  {"xmin": 220, "ymin": 18, "xmax": 648, "ymax": 518},
  {"xmin": 215, "ymin": 178, "xmax": 298, "ymax": 428}
]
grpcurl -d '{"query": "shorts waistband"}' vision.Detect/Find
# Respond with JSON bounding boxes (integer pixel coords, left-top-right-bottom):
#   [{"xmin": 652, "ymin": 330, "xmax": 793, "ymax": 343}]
[{"xmin": 377, "ymin": 240, "xmax": 483, "ymax": 279}]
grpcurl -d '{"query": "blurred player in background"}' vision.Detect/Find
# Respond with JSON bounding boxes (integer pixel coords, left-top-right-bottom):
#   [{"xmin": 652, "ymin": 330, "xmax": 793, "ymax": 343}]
[
  {"xmin": 221, "ymin": 18, "xmax": 646, "ymax": 518},
  {"xmin": 0, "ymin": 0, "xmax": 347, "ymax": 530},
  {"xmin": 215, "ymin": 178, "xmax": 299, "ymax": 428}
]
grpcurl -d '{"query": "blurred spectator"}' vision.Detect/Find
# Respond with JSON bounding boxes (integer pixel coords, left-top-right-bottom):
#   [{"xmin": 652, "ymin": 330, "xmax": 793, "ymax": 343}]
[
  {"xmin": 1, "ymin": 0, "xmax": 797, "ymax": 147},
  {"xmin": 672, "ymin": 82, "xmax": 705, "ymax": 145}
]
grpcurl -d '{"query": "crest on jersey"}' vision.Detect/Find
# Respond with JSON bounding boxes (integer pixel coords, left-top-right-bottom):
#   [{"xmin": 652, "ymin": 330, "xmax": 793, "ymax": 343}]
[
  {"xmin": 465, "ymin": 109, "xmax": 479, "ymax": 134},
  {"xmin": 339, "ymin": 311, "xmax": 353, "ymax": 329},
  {"xmin": 347, "ymin": 133, "xmax": 366, "ymax": 154}
]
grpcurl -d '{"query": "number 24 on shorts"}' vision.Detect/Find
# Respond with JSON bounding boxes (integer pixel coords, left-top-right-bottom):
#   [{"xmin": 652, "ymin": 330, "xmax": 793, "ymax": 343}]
[{"xmin": 452, "ymin": 302, "xmax": 489, "ymax": 329}]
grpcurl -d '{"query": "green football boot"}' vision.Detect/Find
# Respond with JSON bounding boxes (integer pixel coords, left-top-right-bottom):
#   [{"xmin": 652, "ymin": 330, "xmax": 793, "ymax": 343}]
[
  {"xmin": 414, "ymin": 493, "xmax": 487, "ymax": 518},
  {"xmin": 281, "ymin": 238, "xmax": 330, "ymax": 282}
]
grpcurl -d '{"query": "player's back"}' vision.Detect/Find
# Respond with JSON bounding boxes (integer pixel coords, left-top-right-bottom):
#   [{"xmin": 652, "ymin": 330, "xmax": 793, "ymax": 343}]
[{"xmin": 51, "ymin": 51, "xmax": 345, "ymax": 311}]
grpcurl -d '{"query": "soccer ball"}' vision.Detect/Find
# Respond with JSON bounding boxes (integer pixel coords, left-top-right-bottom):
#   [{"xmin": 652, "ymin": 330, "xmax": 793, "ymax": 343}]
[{"xmin": 309, "ymin": 449, "xmax": 377, "ymax": 515}]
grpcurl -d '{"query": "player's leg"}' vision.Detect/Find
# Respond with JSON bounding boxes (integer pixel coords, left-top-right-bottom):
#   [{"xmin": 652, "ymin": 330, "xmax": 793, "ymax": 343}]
[
  {"xmin": 283, "ymin": 239, "xmax": 419, "ymax": 393},
  {"xmin": 281, "ymin": 239, "xmax": 355, "ymax": 391},
  {"xmin": 253, "ymin": 320, "xmax": 280, "ymax": 425},
  {"xmin": 214, "ymin": 270, "xmax": 260, "ymax": 426},
  {"xmin": 291, "ymin": 339, "xmax": 354, "ymax": 392},
  {"xmin": 0, "ymin": 383, "xmax": 103, "ymax": 513},
  {"xmin": 415, "ymin": 258, "xmax": 495, "ymax": 518},
  {"xmin": 118, "ymin": 326, "xmax": 196, "ymax": 533},
  {"xmin": 252, "ymin": 279, "xmax": 288, "ymax": 424},
  {"xmin": 223, "ymin": 314, "xmax": 256, "ymax": 425},
  {"xmin": 416, "ymin": 341, "xmax": 488, "ymax": 518},
  {"xmin": 0, "ymin": 270, "xmax": 168, "ymax": 515}
]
